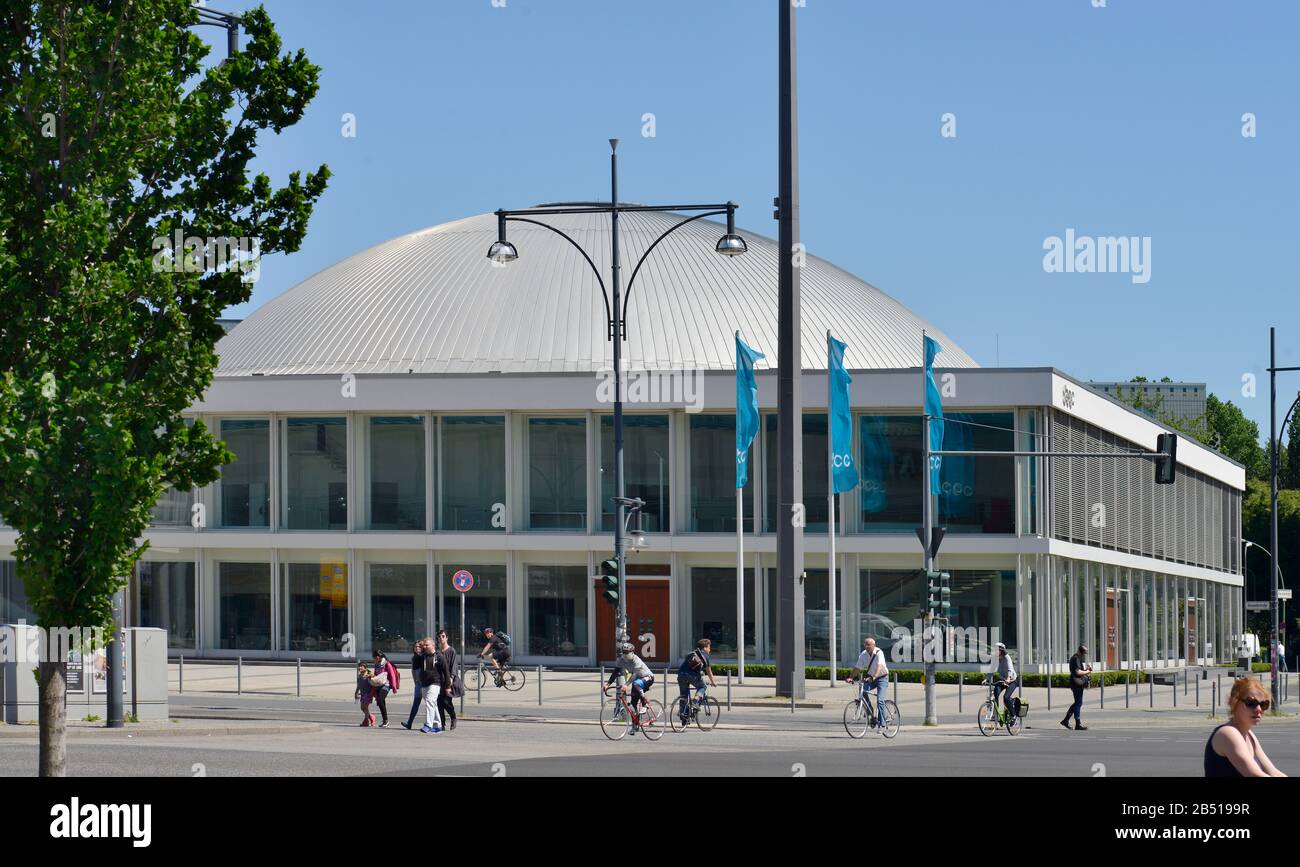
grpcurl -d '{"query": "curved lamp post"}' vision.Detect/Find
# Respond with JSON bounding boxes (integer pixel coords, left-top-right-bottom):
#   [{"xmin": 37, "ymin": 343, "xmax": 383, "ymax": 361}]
[{"xmin": 488, "ymin": 139, "xmax": 745, "ymax": 657}]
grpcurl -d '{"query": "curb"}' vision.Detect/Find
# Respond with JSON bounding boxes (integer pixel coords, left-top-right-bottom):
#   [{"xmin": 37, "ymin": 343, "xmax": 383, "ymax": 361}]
[{"xmin": 0, "ymin": 722, "xmax": 321, "ymax": 739}]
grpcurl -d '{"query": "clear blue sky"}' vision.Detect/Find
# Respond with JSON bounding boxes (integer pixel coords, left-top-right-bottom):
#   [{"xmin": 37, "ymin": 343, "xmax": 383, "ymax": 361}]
[{"xmin": 214, "ymin": 0, "xmax": 1299, "ymax": 439}]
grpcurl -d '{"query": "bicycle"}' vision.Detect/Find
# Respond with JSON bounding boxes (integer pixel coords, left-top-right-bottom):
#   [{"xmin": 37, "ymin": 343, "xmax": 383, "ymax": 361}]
[
  {"xmin": 468, "ymin": 657, "xmax": 527, "ymax": 692},
  {"xmin": 843, "ymin": 679, "xmax": 900, "ymax": 739},
  {"xmin": 601, "ymin": 683, "xmax": 665, "ymax": 741},
  {"xmin": 670, "ymin": 682, "xmax": 721, "ymax": 732},
  {"xmin": 977, "ymin": 679, "xmax": 1024, "ymax": 736}
]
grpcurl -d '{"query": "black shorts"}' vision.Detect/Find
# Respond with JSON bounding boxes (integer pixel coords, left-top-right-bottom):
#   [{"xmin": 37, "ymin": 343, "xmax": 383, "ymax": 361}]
[{"xmin": 492, "ymin": 651, "xmax": 512, "ymax": 666}]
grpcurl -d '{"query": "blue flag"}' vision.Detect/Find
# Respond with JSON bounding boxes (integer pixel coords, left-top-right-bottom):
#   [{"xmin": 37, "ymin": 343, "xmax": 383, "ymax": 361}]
[
  {"xmin": 735, "ymin": 334, "xmax": 764, "ymax": 488},
  {"xmin": 828, "ymin": 333, "xmax": 859, "ymax": 494},
  {"xmin": 923, "ymin": 335, "xmax": 945, "ymax": 496}
]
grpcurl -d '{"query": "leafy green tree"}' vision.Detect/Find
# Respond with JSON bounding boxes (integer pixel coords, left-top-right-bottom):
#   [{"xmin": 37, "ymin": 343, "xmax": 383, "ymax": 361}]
[
  {"xmin": 0, "ymin": 1, "xmax": 328, "ymax": 776},
  {"xmin": 1203, "ymin": 394, "xmax": 1268, "ymax": 482}
]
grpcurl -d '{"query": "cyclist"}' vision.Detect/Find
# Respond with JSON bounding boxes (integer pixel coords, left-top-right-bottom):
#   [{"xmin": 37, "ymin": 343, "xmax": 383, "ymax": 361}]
[
  {"xmin": 607, "ymin": 642, "xmax": 654, "ymax": 722},
  {"xmin": 844, "ymin": 636, "xmax": 889, "ymax": 727},
  {"xmin": 677, "ymin": 638, "xmax": 718, "ymax": 723},
  {"xmin": 477, "ymin": 627, "xmax": 512, "ymax": 682},
  {"xmin": 990, "ymin": 641, "xmax": 1017, "ymax": 720}
]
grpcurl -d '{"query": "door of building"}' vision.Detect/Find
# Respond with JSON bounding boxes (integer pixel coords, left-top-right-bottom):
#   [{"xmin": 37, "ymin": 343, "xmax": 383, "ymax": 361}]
[
  {"xmin": 1186, "ymin": 598, "xmax": 1198, "ymax": 665},
  {"xmin": 1105, "ymin": 590, "xmax": 1119, "ymax": 669},
  {"xmin": 595, "ymin": 577, "xmax": 670, "ymax": 664}
]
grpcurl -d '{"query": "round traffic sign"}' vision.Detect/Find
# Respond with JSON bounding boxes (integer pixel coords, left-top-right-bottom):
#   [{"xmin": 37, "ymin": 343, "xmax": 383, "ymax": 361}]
[{"xmin": 451, "ymin": 569, "xmax": 474, "ymax": 593}]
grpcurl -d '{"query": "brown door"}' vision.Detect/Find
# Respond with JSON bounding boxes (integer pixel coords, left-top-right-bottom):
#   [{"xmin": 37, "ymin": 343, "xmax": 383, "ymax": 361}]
[
  {"xmin": 1105, "ymin": 591, "xmax": 1119, "ymax": 669},
  {"xmin": 595, "ymin": 578, "xmax": 671, "ymax": 664},
  {"xmin": 1186, "ymin": 600, "xmax": 1198, "ymax": 665}
]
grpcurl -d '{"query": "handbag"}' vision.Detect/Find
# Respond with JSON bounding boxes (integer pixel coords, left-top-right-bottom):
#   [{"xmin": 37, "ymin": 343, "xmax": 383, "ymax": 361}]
[{"xmin": 1070, "ymin": 672, "xmax": 1089, "ymax": 688}]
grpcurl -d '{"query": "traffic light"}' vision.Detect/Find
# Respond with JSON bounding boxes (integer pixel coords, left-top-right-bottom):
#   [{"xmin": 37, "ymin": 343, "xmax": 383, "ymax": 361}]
[
  {"xmin": 1155, "ymin": 433, "xmax": 1178, "ymax": 485},
  {"xmin": 599, "ymin": 557, "xmax": 619, "ymax": 606},
  {"xmin": 926, "ymin": 570, "xmax": 953, "ymax": 618}
]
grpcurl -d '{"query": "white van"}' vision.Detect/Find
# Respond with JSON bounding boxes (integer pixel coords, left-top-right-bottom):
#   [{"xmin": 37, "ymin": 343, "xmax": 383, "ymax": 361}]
[{"xmin": 1231, "ymin": 633, "xmax": 1261, "ymax": 662}]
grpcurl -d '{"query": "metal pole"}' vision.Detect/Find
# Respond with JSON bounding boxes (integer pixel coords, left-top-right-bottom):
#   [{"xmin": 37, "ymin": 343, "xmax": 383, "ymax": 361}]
[
  {"xmin": 892, "ymin": 671, "xmax": 897, "ymax": 705},
  {"xmin": 1125, "ymin": 671, "xmax": 1129, "ymax": 709},
  {"xmin": 726, "ymin": 670, "xmax": 732, "ymax": 710},
  {"xmin": 460, "ymin": 592, "xmax": 466, "ymax": 714},
  {"xmin": 775, "ymin": 0, "xmax": 806, "ymax": 701},
  {"xmin": 959, "ymin": 672, "xmax": 962, "ymax": 713},
  {"xmin": 600, "ymin": 665, "xmax": 606, "ymax": 706},
  {"xmin": 664, "ymin": 666, "xmax": 669, "ymax": 707},
  {"xmin": 1173, "ymin": 674, "xmax": 1177, "ymax": 708},
  {"xmin": 237, "ymin": 656, "xmax": 242, "ymax": 695},
  {"xmin": 1197, "ymin": 671, "xmax": 1200, "ymax": 707},
  {"xmin": 107, "ymin": 588, "xmax": 124, "ymax": 727},
  {"xmin": 610, "ymin": 139, "xmax": 629, "ymax": 657},
  {"xmin": 1212, "ymin": 680, "xmax": 1217, "ymax": 717},
  {"xmin": 476, "ymin": 661, "xmax": 482, "ymax": 704},
  {"xmin": 538, "ymin": 665, "xmax": 543, "ymax": 707},
  {"xmin": 1271, "ymin": 327, "xmax": 1281, "ymax": 706},
  {"xmin": 179, "ymin": 655, "xmax": 184, "ymax": 695},
  {"xmin": 922, "ymin": 332, "xmax": 937, "ymax": 726},
  {"xmin": 1150, "ymin": 669, "xmax": 1154, "ymax": 708},
  {"xmin": 828, "ymin": 349, "xmax": 837, "ymax": 690},
  {"xmin": 737, "ymin": 484, "xmax": 745, "ymax": 683},
  {"xmin": 1101, "ymin": 670, "xmax": 1105, "ymax": 709},
  {"xmin": 296, "ymin": 657, "xmax": 301, "ymax": 698}
]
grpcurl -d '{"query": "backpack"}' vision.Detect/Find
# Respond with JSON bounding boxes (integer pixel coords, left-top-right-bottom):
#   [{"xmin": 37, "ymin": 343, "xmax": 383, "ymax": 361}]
[
  {"xmin": 686, "ymin": 650, "xmax": 704, "ymax": 670},
  {"xmin": 385, "ymin": 660, "xmax": 400, "ymax": 693},
  {"xmin": 496, "ymin": 632, "xmax": 512, "ymax": 647}
]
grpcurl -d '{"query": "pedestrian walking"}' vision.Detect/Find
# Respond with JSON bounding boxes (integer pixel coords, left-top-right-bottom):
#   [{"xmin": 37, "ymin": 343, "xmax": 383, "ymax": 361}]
[
  {"xmin": 1205, "ymin": 677, "xmax": 1287, "ymax": 777},
  {"xmin": 401, "ymin": 639, "xmax": 427, "ymax": 730},
  {"xmin": 1061, "ymin": 644, "xmax": 1092, "ymax": 731},
  {"xmin": 355, "ymin": 662, "xmax": 381, "ymax": 727},
  {"xmin": 369, "ymin": 649, "xmax": 399, "ymax": 728},
  {"xmin": 418, "ymin": 634, "xmax": 450, "ymax": 734},
  {"xmin": 437, "ymin": 629, "xmax": 460, "ymax": 731}
]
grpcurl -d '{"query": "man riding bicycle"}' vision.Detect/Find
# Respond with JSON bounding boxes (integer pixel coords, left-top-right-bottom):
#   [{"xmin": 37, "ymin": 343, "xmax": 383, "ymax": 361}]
[
  {"xmin": 478, "ymin": 627, "xmax": 512, "ymax": 679},
  {"xmin": 990, "ymin": 641, "xmax": 1017, "ymax": 718},
  {"xmin": 607, "ymin": 642, "xmax": 654, "ymax": 720},
  {"xmin": 844, "ymin": 636, "xmax": 889, "ymax": 727},
  {"xmin": 677, "ymin": 638, "xmax": 718, "ymax": 723}
]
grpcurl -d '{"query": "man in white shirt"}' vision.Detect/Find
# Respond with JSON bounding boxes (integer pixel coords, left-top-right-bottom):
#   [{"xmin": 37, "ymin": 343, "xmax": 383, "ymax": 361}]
[
  {"xmin": 992, "ymin": 641, "xmax": 1017, "ymax": 718},
  {"xmin": 845, "ymin": 637, "xmax": 889, "ymax": 727}
]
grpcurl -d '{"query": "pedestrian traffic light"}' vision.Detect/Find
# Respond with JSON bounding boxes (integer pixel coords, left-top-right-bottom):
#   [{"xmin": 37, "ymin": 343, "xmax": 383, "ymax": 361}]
[
  {"xmin": 926, "ymin": 570, "xmax": 953, "ymax": 618},
  {"xmin": 1155, "ymin": 433, "xmax": 1178, "ymax": 485},
  {"xmin": 600, "ymin": 557, "xmax": 619, "ymax": 606}
]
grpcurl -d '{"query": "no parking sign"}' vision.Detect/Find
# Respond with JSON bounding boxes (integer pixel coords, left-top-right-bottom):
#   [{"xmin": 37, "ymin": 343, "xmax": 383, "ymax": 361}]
[{"xmin": 452, "ymin": 569, "xmax": 474, "ymax": 593}]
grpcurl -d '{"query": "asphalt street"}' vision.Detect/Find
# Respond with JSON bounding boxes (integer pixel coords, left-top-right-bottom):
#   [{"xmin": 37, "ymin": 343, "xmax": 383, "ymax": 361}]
[{"xmin": 4, "ymin": 694, "xmax": 1299, "ymax": 777}]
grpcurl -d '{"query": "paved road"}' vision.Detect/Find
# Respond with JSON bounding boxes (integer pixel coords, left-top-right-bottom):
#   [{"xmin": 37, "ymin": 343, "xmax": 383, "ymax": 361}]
[{"xmin": 4, "ymin": 694, "xmax": 1299, "ymax": 776}]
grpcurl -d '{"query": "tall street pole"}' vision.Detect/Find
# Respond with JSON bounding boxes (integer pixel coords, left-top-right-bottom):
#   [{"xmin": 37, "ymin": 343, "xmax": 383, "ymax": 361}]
[
  {"xmin": 776, "ymin": 0, "xmax": 805, "ymax": 699},
  {"xmin": 1270, "ymin": 327, "xmax": 1280, "ymax": 705},
  {"xmin": 611, "ymin": 140, "xmax": 628, "ymax": 652},
  {"xmin": 922, "ymin": 334, "xmax": 937, "ymax": 726}
]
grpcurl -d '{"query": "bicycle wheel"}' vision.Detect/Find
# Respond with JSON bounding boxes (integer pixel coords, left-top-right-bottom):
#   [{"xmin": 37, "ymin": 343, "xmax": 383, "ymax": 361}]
[
  {"xmin": 600, "ymin": 698, "xmax": 631, "ymax": 741},
  {"xmin": 977, "ymin": 701, "xmax": 998, "ymax": 736},
  {"xmin": 501, "ymin": 667, "xmax": 527, "ymax": 691},
  {"xmin": 1006, "ymin": 710, "xmax": 1023, "ymax": 736},
  {"xmin": 694, "ymin": 696, "xmax": 721, "ymax": 732},
  {"xmin": 670, "ymin": 696, "xmax": 691, "ymax": 733},
  {"xmin": 639, "ymin": 699, "xmax": 666, "ymax": 741},
  {"xmin": 467, "ymin": 666, "xmax": 486, "ymax": 692},
  {"xmin": 843, "ymin": 699, "xmax": 870, "ymax": 739},
  {"xmin": 879, "ymin": 699, "xmax": 901, "ymax": 739}
]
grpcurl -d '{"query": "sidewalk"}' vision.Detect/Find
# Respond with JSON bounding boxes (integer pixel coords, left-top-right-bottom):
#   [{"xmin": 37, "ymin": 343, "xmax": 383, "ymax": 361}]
[{"xmin": 0, "ymin": 718, "xmax": 320, "ymax": 738}]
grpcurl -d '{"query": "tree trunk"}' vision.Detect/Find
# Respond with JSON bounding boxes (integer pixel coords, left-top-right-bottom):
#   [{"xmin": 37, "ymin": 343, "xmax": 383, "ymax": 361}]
[{"xmin": 38, "ymin": 659, "xmax": 67, "ymax": 777}]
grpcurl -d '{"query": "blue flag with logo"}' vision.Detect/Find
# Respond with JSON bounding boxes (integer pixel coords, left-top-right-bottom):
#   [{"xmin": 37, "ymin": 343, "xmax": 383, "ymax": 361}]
[
  {"xmin": 924, "ymin": 335, "xmax": 945, "ymax": 496},
  {"xmin": 735, "ymin": 334, "xmax": 764, "ymax": 488},
  {"xmin": 828, "ymin": 333, "xmax": 859, "ymax": 494}
]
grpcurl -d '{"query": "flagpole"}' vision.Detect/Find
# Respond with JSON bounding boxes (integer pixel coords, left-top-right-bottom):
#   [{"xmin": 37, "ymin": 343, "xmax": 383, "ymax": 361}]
[
  {"xmin": 922, "ymin": 329, "xmax": 937, "ymax": 726},
  {"xmin": 827, "ymin": 330, "xmax": 837, "ymax": 688},
  {"xmin": 737, "ymin": 485, "xmax": 745, "ymax": 684}
]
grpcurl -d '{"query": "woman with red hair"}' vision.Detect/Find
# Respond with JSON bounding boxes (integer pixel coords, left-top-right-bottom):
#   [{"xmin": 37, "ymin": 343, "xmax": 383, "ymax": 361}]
[{"xmin": 1204, "ymin": 678, "xmax": 1287, "ymax": 777}]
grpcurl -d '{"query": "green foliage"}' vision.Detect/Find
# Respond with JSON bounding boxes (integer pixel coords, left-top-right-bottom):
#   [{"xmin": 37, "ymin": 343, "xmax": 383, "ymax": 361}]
[
  {"xmin": 1204, "ymin": 394, "xmax": 1268, "ymax": 481},
  {"xmin": 0, "ymin": 2, "xmax": 328, "ymax": 634},
  {"xmin": 124, "ymin": 712, "xmax": 138, "ymax": 723},
  {"xmin": 1242, "ymin": 479, "xmax": 1300, "ymax": 603},
  {"xmin": 82, "ymin": 714, "xmax": 100, "ymax": 723}
]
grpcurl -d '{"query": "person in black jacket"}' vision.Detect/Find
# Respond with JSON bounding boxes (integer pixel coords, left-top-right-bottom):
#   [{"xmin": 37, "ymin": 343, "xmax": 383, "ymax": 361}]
[
  {"xmin": 418, "ymin": 635, "xmax": 449, "ymax": 733},
  {"xmin": 1061, "ymin": 645, "xmax": 1092, "ymax": 731},
  {"xmin": 400, "ymin": 639, "xmax": 428, "ymax": 730},
  {"xmin": 436, "ymin": 629, "xmax": 459, "ymax": 731}
]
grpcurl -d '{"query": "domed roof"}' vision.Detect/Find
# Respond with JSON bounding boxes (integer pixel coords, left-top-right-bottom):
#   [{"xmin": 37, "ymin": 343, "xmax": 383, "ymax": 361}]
[{"xmin": 215, "ymin": 210, "xmax": 976, "ymax": 376}]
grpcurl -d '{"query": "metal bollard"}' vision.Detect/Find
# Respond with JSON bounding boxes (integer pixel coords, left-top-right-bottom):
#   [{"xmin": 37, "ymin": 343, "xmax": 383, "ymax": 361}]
[
  {"xmin": 459, "ymin": 660, "xmax": 465, "ymax": 715},
  {"xmin": 1173, "ymin": 674, "xmax": 1177, "ymax": 708},
  {"xmin": 477, "ymin": 662, "xmax": 482, "ymax": 704},
  {"xmin": 1184, "ymin": 668, "xmax": 1188, "ymax": 695},
  {"xmin": 600, "ymin": 666, "xmax": 606, "ymax": 706},
  {"xmin": 1149, "ymin": 671, "xmax": 1154, "ymax": 708},
  {"xmin": 1047, "ymin": 669, "xmax": 1052, "ymax": 711},
  {"xmin": 1196, "ymin": 673, "xmax": 1200, "ymax": 707},
  {"xmin": 296, "ymin": 658, "xmax": 301, "ymax": 698},
  {"xmin": 237, "ymin": 656, "xmax": 242, "ymax": 695},
  {"xmin": 664, "ymin": 667, "xmax": 669, "ymax": 707},
  {"xmin": 726, "ymin": 671, "xmax": 732, "ymax": 711},
  {"xmin": 959, "ymin": 673, "xmax": 963, "ymax": 713},
  {"xmin": 791, "ymin": 688, "xmax": 795, "ymax": 714},
  {"xmin": 179, "ymin": 655, "xmax": 184, "ymax": 695},
  {"xmin": 892, "ymin": 671, "xmax": 897, "ymax": 704},
  {"xmin": 1100, "ymin": 672, "xmax": 1105, "ymax": 709},
  {"xmin": 538, "ymin": 665, "xmax": 543, "ymax": 707},
  {"xmin": 1125, "ymin": 671, "xmax": 1130, "ymax": 709}
]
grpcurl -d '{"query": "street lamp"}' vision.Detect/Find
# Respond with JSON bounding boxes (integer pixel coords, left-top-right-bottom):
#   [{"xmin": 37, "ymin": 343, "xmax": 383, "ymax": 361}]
[
  {"xmin": 192, "ymin": 5, "xmax": 242, "ymax": 59},
  {"xmin": 487, "ymin": 140, "xmax": 745, "ymax": 657},
  {"xmin": 1268, "ymin": 327, "xmax": 1300, "ymax": 704}
]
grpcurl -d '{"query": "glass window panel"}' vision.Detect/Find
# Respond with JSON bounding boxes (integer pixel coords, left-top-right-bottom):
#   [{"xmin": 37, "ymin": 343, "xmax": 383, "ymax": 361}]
[
  {"xmin": 947, "ymin": 569, "xmax": 1017, "ymax": 654},
  {"xmin": 0, "ymin": 559, "xmax": 36, "ymax": 624},
  {"xmin": 441, "ymin": 416, "xmax": 505, "ymax": 531},
  {"xmin": 216, "ymin": 562, "xmax": 271, "ymax": 651},
  {"xmin": 137, "ymin": 561, "xmax": 196, "ymax": 650},
  {"xmin": 860, "ymin": 569, "xmax": 925, "ymax": 660},
  {"xmin": 688, "ymin": 414, "xmax": 753, "ymax": 532},
  {"xmin": 368, "ymin": 563, "xmax": 427, "ymax": 655},
  {"xmin": 151, "ymin": 485, "xmax": 192, "ymax": 528},
  {"xmin": 939, "ymin": 413, "xmax": 1015, "ymax": 534},
  {"xmin": 526, "ymin": 565, "xmax": 588, "ymax": 657},
  {"xmin": 599, "ymin": 415, "xmax": 670, "ymax": 532},
  {"xmin": 219, "ymin": 419, "xmax": 270, "ymax": 528},
  {"xmin": 689, "ymin": 567, "xmax": 755, "ymax": 660},
  {"xmin": 281, "ymin": 560, "xmax": 349, "ymax": 652},
  {"xmin": 859, "ymin": 416, "xmax": 923, "ymax": 531},
  {"xmin": 765, "ymin": 414, "xmax": 828, "ymax": 533},
  {"xmin": 367, "ymin": 416, "xmax": 426, "ymax": 530},
  {"xmin": 282, "ymin": 417, "xmax": 347, "ymax": 530},
  {"xmin": 528, "ymin": 418, "xmax": 587, "ymax": 530},
  {"xmin": 766, "ymin": 569, "xmax": 839, "ymax": 661},
  {"xmin": 440, "ymin": 564, "xmax": 508, "ymax": 652}
]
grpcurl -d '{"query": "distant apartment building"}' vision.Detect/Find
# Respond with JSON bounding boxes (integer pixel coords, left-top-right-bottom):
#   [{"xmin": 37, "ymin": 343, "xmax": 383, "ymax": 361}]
[{"xmin": 1090, "ymin": 381, "xmax": 1207, "ymax": 424}]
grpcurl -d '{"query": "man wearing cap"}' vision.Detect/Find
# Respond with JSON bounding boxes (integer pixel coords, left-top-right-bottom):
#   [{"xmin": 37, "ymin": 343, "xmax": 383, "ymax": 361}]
[{"xmin": 992, "ymin": 641, "xmax": 1017, "ymax": 720}]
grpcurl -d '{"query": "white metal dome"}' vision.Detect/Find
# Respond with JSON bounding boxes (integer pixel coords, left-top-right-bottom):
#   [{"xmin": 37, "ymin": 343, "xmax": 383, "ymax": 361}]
[{"xmin": 215, "ymin": 210, "xmax": 977, "ymax": 376}]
